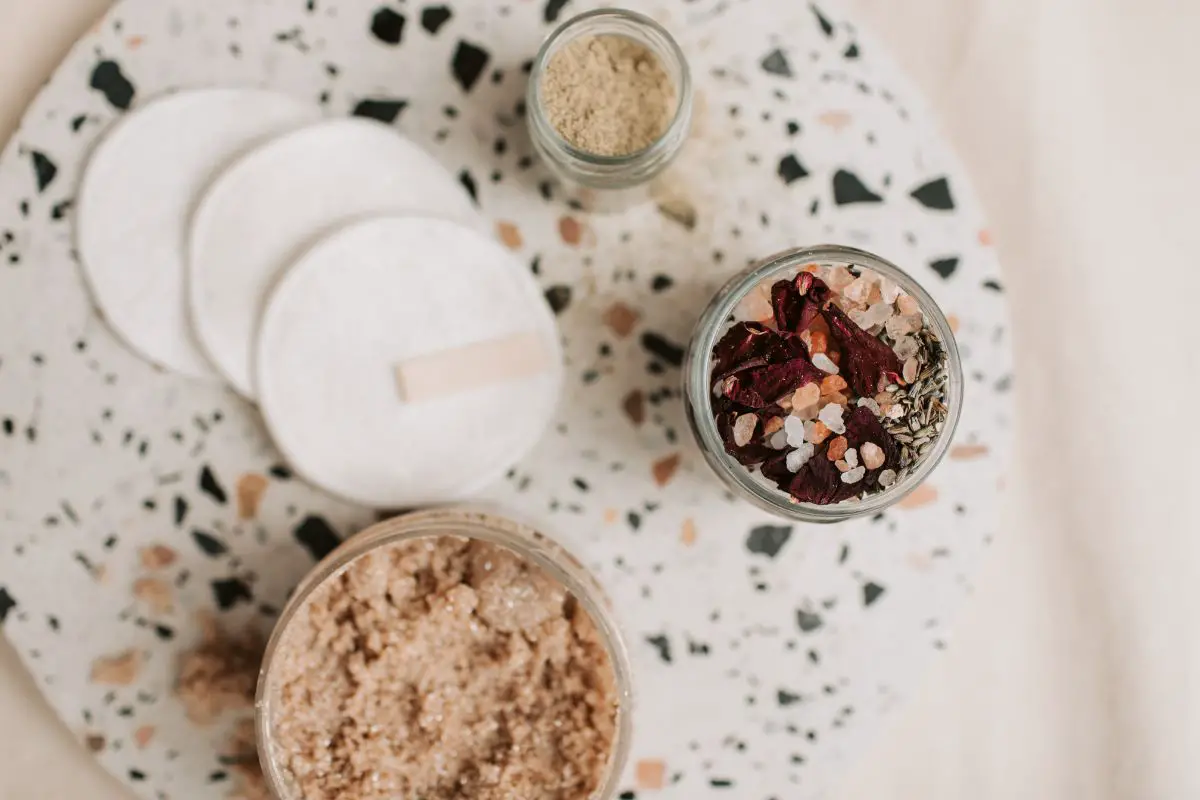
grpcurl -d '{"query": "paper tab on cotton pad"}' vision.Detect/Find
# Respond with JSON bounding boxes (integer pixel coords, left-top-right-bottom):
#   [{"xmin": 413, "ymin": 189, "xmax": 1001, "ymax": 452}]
[
  {"xmin": 395, "ymin": 332, "xmax": 552, "ymax": 403},
  {"xmin": 255, "ymin": 216, "xmax": 562, "ymax": 509},
  {"xmin": 75, "ymin": 88, "xmax": 318, "ymax": 381},
  {"xmin": 188, "ymin": 117, "xmax": 481, "ymax": 399}
]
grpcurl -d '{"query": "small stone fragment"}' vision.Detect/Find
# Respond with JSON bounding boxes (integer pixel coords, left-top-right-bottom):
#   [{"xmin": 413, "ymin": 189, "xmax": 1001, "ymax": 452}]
[
  {"xmin": 90, "ymin": 649, "xmax": 141, "ymax": 685},
  {"xmin": 860, "ymin": 442, "xmax": 885, "ymax": 469},
  {"xmin": 623, "ymin": 390, "xmax": 646, "ymax": 426}
]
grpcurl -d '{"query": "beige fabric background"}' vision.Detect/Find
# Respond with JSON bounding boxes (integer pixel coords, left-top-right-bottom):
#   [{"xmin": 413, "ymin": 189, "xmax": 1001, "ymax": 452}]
[{"xmin": 2, "ymin": 0, "xmax": 1198, "ymax": 797}]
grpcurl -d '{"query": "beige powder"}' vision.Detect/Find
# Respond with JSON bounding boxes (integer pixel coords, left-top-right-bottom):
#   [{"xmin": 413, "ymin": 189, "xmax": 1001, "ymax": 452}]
[
  {"xmin": 541, "ymin": 34, "xmax": 676, "ymax": 156},
  {"xmin": 269, "ymin": 536, "xmax": 619, "ymax": 800}
]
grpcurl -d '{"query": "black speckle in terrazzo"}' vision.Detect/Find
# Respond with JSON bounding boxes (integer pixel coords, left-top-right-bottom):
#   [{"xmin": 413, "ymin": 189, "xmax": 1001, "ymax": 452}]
[
  {"xmin": 154, "ymin": 624, "xmax": 174, "ymax": 641},
  {"xmin": 863, "ymin": 581, "xmax": 886, "ymax": 606},
  {"xmin": 197, "ymin": 465, "xmax": 227, "ymax": 505},
  {"xmin": 930, "ymin": 256, "xmax": 958, "ymax": 279},
  {"xmin": 844, "ymin": 42, "xmax": 860, "ymax": 58},
  {"xmin": 983, "ymin": 278, "xmax": 1004, "ymax": 292},
  {"xmin": 688, "ymin": 638, "xmax": 711, "ymax": 656},
  {"xmin": 746, "ymin": 524, "xmax": 792, "ymax": 558},
  {"xmin": 709, "ymin": 778, "xmax": 734, "ymax": 788},
  {"xmin": 29, "ymin": 151, "xmax": 58, "ymax": 192},
  {"xmin": 89, "ymin": 60, "xmax": 135, "ymax": 110},
  {"xmin": 838, "ymin": 542, "xmax": 850, "ymax": 563},
  {"xmin": 352, "ymin": 98, "xmax": 408, "ymax": 123},
  {"xmin": 778, "ymin": 688, "xmax": 802, "ymax": 706},
  {"xmin": 796, "ymin": 608, "xmax": 823, "ymax": 633},
  {"xmin": 543, "ymin": 0, "xmax": 571, "ymax": 23},
  {"xmin": 458, "ymin": 169, "xmax": 478, "ymax": 203},
  {"xmin": 70, "ymin": 113, "xmax": 88, "ymax": 132},
  {"xmin": 544, "ymin": 284, "xmax": 571, "ymax": 314},
  {"xmin": 420, "ymin": 5, "xmax": 452, "ymax": 34},
  {"xmin": 450, "ymin": 40, "xmax": 490, "ymax": 92},
  {"xmin": 811, "ymin": 3, "xmax": 835, "ymax": 36},
  {"xmin": 50, "ymin": 199, "xmax": 73, "ymax": 221},
  {"xmin": 0, "ymin": 587, "xmax": 16, "ymax": 624},
  {"xmin": 761, "ymin": 48, "xmax": 792, "ymax": 77},
  {"xmin": 910, "ymin": 176, "xmax": 955, "ymax": 210},
  {"xmin": 640, "ymin": 332, "xmax": 684, "ymax": 367},
  {"xmin": 650, "ymin": 274, "xmax": 673, "ymax": 292},
  {"xmin": 191, "ymin": 529, "xmax": 228, "ymax": 557},
  {"xmin": 210, "ymin": 577, "xmax": 252, "ymax": 610},
  {"xmin": 128, "ymin": 769, "xmax": 146, "ymax": 781},
  {"xmin": 172, "ymin": 496, "xmax": 188, "ymax": 527},
  {"xmin": 294, "ymin": 515, "xmax": 341, "ymax": 561},
  {"xmin": 645, "ymin": 633, "xmax": 672, "ymax": 663},
  {"xmin": 833, "ymin": 168, "xmax": 883, "ymax": 204},
  {"xmin": 268, "ymin": 464, "xmax": 293, "ymax": 479},
  {"xmin": 369, "ymin": 6, "xmax": 406, "ymax": 44},
  {"xmin": 626, "ymin": 510, "xmax": 641, "ymax": 531},
  {"xmin": 777, "ymin": 153, "xmax": 809, "ymax": 185}
]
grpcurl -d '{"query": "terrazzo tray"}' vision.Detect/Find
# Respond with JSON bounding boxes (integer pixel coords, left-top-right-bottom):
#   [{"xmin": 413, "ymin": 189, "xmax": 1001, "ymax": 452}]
[{"xmin": 0, "ymin": 0, "xmax": 1013, "ymax": 797}]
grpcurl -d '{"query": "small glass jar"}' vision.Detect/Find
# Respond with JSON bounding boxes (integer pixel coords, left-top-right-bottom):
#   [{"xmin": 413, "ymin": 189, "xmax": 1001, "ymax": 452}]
[
  {"xmin": 684, "ymin": 245, "xmax": 965, "ymax": 523},
  {"xmin": 526, "ymin": 8, "xmax": 693, "ymax": 209},
  {"xmin": 255, "ymin": 507, "xmax": 634, "ymax": 799}
]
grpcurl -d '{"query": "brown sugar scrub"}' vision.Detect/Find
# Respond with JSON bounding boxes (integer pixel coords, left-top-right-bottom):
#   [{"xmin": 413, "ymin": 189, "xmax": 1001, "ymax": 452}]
[
  {"xmin": 258, "ymin": 517, "xmax": 628, "ymax": 800},
  {"xmin": 541, "ymin": 33, "xmax": 677, "ymax": 156}
]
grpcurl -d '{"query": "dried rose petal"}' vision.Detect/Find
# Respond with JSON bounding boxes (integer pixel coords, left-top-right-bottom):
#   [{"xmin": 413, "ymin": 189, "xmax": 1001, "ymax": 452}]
[
  {"xmin": 787, "ymin": 454, "xmax": 862, "ymax": 504},
  {"xmin": 820, "ymin": 302, "xmax": 904, "ymax": 396},
  {"xmin": 712, "ymin": 322, "xmax": 800, "ymax": 378},
  {"xmin": 724, "ymin": 356, "xmax": 826, "ymax": 408}
]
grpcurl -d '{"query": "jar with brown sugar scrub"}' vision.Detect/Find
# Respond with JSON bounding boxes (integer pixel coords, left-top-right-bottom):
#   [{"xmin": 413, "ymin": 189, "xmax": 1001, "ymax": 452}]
[
  {"xmin": 527, "ymin": 8, "xmax": 693, "ymax": 208},
  {"xmin": 255, "ymin": 509, "xmax": 632, "ymax": 800}
]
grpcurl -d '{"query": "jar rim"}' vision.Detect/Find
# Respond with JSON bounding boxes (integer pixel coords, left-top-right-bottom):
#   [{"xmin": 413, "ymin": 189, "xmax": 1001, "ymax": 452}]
[
  {"xmin": 526, "ymin": 7, "xmax": 693, "ymax": 169},
  {"xmin": 684, "ymin": 244, "xmax": 965, "ymax": 522},
  {"xmin": 255, "ymin": 507, "xmax": 635, "ymax": 800}
]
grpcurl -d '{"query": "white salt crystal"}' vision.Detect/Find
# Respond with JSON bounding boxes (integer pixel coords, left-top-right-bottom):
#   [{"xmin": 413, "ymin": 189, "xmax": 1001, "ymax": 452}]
[
  {"xmin": 880, "ymin": 278, "xmax": 902, "ymax": 304},
  {"xmin": 878, "ymin": 469, "xmax": 898, "ymax": 488},
  {"xmin": 860, "ymin": 442, "xmax": 885, "ymax": 470},
  {"xmin": 818, "ymin": 403, "xmax": 846, "ymax": 435},
  {"xmin": 856, "ymin": 397, "xmax": 881, "ymax": 415},
  {"xmin": 893, "ymin": 335, "xmax": 920, "ymax": 360},
  {"xmin": 844, "ymin": 448, "xmax": 859, "ymax": 468},
  {"xmin": 840, "ymin": 466, "xmax": 866, "ymax": 484},
  {"xmin": 768, "ymin": 429, "xmax": 790, "ymax": 449},
  {"xmin": 786, "ymin": 442, "xmax": 815, "ymax": 472},
  {"xmin": 732, "ymin": 413, "xmax": 757, "ymax": 447},
  {"xmin": 784, "ymin": 415, "xmax": 807, "ymax": 446},
  {"xmin": 812, "ymin": 352, "xmax": 839, "ymax": 374}
]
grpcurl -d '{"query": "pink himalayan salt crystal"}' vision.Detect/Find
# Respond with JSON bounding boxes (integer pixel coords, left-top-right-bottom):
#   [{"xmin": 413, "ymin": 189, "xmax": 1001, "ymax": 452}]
[
  {"xmin": 902, "ymin": 357, "xmax": 920, "ymax": 383},
  {"xmin": 843, "ymin": 275, "xmax": 875, "ymax": 304},
  {"xmin": 893, "ymin": 335, "xmax": 920, "ymax": 360},
  {"xmin": 850, "ymin": 302, "xmax": 894, "ymax": 330},
  {"xmin": 791, "ymin": 382, "xmax": 821, "ymax": 411},
  {"xmin": 824, "ymin": 265, "xmax": 855, "ymax": 292},
  {"xmin": 732, "ymin": 413, "xmax": 758, "ymax": 447},
  {"xmin": 860, "ymin": 442, "xmax": 886, "ymax": 470},
  {"xmin": 734, "ymin": 284, "xmax": 774, "ymax": 322},
  {"xmin": 896, "ymin": 293, "xmax": 920, "ymax": 315},
  {"xmin": 880, "ymin": 279, "xmax": 902, "ymax": 304},
  {"xmin": 885, "ymin": 312, "xmax": 923, "ymax": 339}
]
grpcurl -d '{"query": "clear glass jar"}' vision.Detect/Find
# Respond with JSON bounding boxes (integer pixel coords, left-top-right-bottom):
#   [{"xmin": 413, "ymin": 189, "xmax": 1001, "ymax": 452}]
[
  {"xmin": 684, "ymin": 244, "xmax": 965, "ymax": 523},
  {"xmin": 526, "ymin": 8, "xmax": 693, "ymax": 210},
  {"xmin": 255, "ymin": 507, "xmax": 634, "ymax": 799}
]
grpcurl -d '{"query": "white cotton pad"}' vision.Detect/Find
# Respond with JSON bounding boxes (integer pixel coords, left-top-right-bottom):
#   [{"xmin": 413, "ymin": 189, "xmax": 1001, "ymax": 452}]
[
  {"xmin": 75, "ymin": 88, "xmax": 320, "ymax": 380},
  {"xmin": 188, "ymin": 117, "xmax": 479, "ymax": 398},
  {"xmin": 255, "ymin": 216, "xmax": 562, "ymax": 508}
]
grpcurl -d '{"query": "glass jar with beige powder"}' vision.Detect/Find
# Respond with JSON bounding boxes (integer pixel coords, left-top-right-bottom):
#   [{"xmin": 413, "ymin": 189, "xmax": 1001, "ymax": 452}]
[
  {"xmin": 527, "ymin": 8, "xmax": 693, "ymax": 207},
  {"xmin": 255, "ymin": 508, "xmax": 633, "ymax": 800}
]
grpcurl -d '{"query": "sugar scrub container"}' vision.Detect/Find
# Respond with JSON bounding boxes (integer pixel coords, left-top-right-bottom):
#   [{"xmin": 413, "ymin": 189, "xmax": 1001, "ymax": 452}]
[
  {"xmin": 255, "ymin": 508, "xmax": 633, "ymax": 800},
  {"xmin": 526, "ymin": 8, "xmax": 693, "ymax": 207},
  {"xmin": 684, "ymin": 245, "xmax": 964, "ymax": 523}
]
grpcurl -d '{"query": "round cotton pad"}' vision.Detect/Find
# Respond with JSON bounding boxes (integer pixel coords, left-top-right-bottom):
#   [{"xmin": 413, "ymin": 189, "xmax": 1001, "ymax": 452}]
[
  {"xmin": 255, "ymin": 216, "xmax": 562, "ymax": 508},
  {"xmin": 75, "ymin": 88, "xmax": 319, "ymax": 380},
  {"xmin": 188, "ymin": 117, "xmax": 480, "ymax": 398}
]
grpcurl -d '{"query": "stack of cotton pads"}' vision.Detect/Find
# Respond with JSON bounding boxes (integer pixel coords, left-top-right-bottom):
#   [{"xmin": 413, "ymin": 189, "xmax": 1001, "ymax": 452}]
[{"xmin": 75, "ymin": 87, "xmax": 563, "ymax": 508}]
